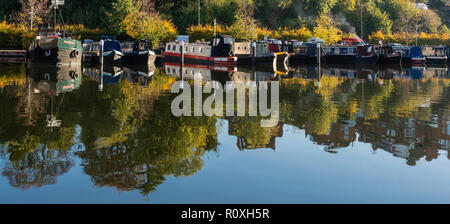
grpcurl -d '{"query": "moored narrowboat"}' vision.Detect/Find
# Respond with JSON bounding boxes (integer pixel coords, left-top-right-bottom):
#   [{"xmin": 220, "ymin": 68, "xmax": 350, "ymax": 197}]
[
  {"xmin": 121, "ymin": 40, "xmax": 156, "ymax": 66},
  {"xmin": 27, "ymin": 28, "xmax": 83, "ymax": 66},
  {"xmin": 291, "ymin": 42, "xmax": 326, "ymax": 64},
  {"xmin": 401, "ymin": 46, "xmax": 426, "ymax": 65},
  {"xmin": 234, "ymin": 41, "xmax": 277, "ymax": 66},
  {"xmin": 326, "ymin": 44, "xmax": 377, "ymax": 65},
  {"xmin": 83, "ymin": 36, "xmax": 123, "ymax": 65},
  {"xmin": 422, "ymin": 46, "xmax": 448, "ymax": 64},
  {"xmin": 164, "ymin": 35, "xmax": 237, "ymax": 66},
  {"xmin": 266, "ymin": 39, "xmax": 290, "ymax": 65},
  {"xmin": 378, "ymin": 45, "xmax": 402, "ymax": 64}
]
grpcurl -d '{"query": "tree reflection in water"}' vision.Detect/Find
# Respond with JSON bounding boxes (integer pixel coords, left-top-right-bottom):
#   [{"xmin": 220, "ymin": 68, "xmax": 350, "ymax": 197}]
[{"xmin": 0, "ymin": 63, "xmax": 449, "ymax": 197}]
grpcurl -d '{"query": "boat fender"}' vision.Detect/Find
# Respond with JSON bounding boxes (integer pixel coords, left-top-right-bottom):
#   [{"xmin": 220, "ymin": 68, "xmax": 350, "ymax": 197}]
[
  {"xmin": 44, "ymin": 50, "xmax": 51, "ymax": 57},
  {"xmin": 70, "ymin": 50, "xmax": 79, "ymax": 58},
  {"xmin": 69, "ymin": 71, "xmax": 77, "ymax": 79}
]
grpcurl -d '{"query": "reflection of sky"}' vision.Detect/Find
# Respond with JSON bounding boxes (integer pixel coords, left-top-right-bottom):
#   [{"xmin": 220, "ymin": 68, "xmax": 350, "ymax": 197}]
[{"xmin": 2, "ymin": 121, "xmax": 450, "ymax": 203}]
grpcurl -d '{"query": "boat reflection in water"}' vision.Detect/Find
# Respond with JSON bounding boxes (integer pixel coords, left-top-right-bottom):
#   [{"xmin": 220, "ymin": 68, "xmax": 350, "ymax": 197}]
[
  {"xmin": 0, "ymin": 61, "xmax": 450, "ymax": 202},
  {"xmin": 0, "ymin": 63, "xmax": 81, "ymax": 190}
]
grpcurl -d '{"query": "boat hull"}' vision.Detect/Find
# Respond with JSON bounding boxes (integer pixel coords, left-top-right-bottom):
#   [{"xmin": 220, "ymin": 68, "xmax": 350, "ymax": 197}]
[
  {"xmin": 378, "ymin": 55, "xmax": 402, "ymax": 64},
  {"xmin": 88, "ymin": 51, "xmax": 123, "ymax": 65},
  {"xmin": 291, "ymin": 55, "xmax": 326, "ymax": 64},
  {"xmin": 164, "ymin": 52, "xmax": 237, "ymax": 67},
  {"xmin": 402, "ymin": 57, "xmax": 426, "ymax": 66},
  {"xmin": 123, "ymin": 51, "xmax": 156, "ymax": 66},
  {"xmin": 236, "ymin": 55, "xmax": 275, "ymax": 66},
  {"xmin": 27, "ymin": 38, "xmax": 83, "ymax": 66},
  {"xmin": 426, "ymin": 57, "xmax": 447, "ymax": 64}
]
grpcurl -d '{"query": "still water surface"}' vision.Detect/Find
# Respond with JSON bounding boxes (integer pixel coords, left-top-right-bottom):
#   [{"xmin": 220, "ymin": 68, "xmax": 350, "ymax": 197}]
[{"xmin": 0, "ymin": 62, "xmax": 449, "ymax": 203}]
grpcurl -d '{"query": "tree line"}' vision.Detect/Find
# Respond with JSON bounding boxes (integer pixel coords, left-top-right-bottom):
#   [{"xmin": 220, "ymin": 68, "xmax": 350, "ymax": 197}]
[{"xmin": 0, "ymin": 0, "xmax": 449, "ymax": 47}]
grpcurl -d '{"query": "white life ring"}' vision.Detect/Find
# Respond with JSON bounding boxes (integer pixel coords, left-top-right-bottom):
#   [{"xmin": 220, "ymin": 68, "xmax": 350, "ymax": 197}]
[{"xmin": 44, "ymin": 50, "xmax": 51, "ymax": 57}]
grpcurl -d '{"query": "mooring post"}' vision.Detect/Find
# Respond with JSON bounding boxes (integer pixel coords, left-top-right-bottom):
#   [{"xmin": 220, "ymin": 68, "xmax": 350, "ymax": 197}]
[
  {"xmin": 180, "ymin": 40, "xmax": 185, "ymax": 85},
  {"xmin": 317, "ymin": 43, "xmax": 321, "ymax": 80},
  {"xmin": 99, "ymin": 39, "xmax": 104, "ymax": 91},
  {"xmin": 100, "ymin": 39, "xmax": 104, "ymax": 65},
  {"xmin": 252, "ymin": 41, "xmax": 256, "ymax": 65}
]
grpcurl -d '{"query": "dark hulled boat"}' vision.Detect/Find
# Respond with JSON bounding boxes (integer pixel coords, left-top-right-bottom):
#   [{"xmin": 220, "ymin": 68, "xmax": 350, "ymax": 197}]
[
  {"xmin": 326, "ymin": 44, "xmax": 377, "ymax": 65},
  {"xmin": 121, "ymin": 40, "xmax": 156, "ymax": 66},
  {"xmin": 290, "ymin": 42, "xmax": 326, "ymax": 64},
  {"xmin": 27, "ymin": 28, "xmax": 83, "ymax": 66},
  {"xmin": 378, "ymin": 45, "xmax": 402, "ymax": 64},
  {"xmin": 83, "ymin": 36, "xmax": 123, "ymax": 65},
  {"xmin": 266, "ymin": 39, "xmax": 290, "ymax": 66},
  {"xmin": 234, "ymin": 41, "xmax": 278, "ymax": 67},
  {"xmin": 164, "ymin": 35, "xmax": 237, "ymax": 66},
  {"xmin": 401, "ymin": 46, "xmax": 426, "ymax": 65}
]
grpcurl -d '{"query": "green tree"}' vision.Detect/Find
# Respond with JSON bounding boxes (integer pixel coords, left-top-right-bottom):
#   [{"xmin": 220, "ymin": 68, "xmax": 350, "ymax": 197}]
[{"xmin": 106, "ymin": 0, "xmax": 139, "ymax": 36}]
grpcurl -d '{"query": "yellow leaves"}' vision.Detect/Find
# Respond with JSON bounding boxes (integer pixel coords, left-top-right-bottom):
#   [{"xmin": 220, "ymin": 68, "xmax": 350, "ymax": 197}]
[
  {"xmin": 313, "ymin": 16, "xmax": 343, "ymax": 44},
  {"xmin": 369, "ymin": 30, "xmax": 385, "ymax": 42},
  {"xmin": 186, "ymin": 23, "xmax": 313, "ymax": 42},
  {"xmin": 275, "ymin": 27, "xmax": 313, "ymax": 41},
  {"xmin": 0, "ymin": 22, "xmax": 35, "ymax": 49},
  {"xmin": 187, "ymin": 24, "xmax": 226, "ymax": 42},
  {"xmin": 123, "ymin": 12, "xmax": 177, "ymax": 47},
  {"xmin": 369, "ymin": 30, "xmax": 450, "ymax": 45}
]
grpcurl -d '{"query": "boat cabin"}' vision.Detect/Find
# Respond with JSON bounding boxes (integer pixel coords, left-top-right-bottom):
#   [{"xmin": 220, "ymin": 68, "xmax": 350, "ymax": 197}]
[
  {"xmin": 121, "ymin": 40, "xmax": 153, "ymax": 54},
  {"xmin": 165, "ymin": 35, "xmax": 235, "ymax": 58},
  {"xmin": 422, "ymin": 46, "xmax": 447, "ymax": 57},
  {"xmin": 341, "ymin": 37, "xmax": 365, "ymax": 46},
  {"xmin": 234, "ymin": 41, "xmax": 271, "ymax": 57}
]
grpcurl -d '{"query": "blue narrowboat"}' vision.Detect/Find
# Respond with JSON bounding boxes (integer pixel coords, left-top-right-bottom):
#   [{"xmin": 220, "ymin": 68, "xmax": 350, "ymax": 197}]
[
  {"xmin": 400, "ymin": 46, "xmax": 425, "ymax": 65},
  {"xmin": 291, "ymin": 42, "xmax": 326, "ymax": 64},
  {"xmin": 83, "ymin": 35, "xmax": 123, "ymax": 65}
]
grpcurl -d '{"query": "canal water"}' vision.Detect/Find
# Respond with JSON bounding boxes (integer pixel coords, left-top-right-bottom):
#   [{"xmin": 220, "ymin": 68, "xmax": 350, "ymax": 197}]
[{"xmin": 0, "ymin": 62, "xmax": 449, "ymax": 203}]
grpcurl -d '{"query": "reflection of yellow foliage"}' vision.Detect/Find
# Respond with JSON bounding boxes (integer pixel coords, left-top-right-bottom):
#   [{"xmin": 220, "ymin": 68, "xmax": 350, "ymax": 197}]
[
  {"xmin": 360, "ymin": 81, "xmax": 394, "ymax": 120},
  {"xmin": 0, "ymin": 74, "xmax": 26, "ymax": 88},
  {"xmin": 9, "ymin": 131, "xmax": 40, "ymax": 153},
  {"xmin": 387, "ymin": 79, "xmax": 446, "ymax": 120},
  {"xmin": 47, "ymin": 127, "xmax": 77, "ymax": 150},
  {"xmin": 281, "ymin": 77, "xmax": 312, "ymax": 86},
  {"xmin": 94, "ymin": 125, "xmax": 133, "ymax": 149},
  {"xmin": 315, "ymin": 75, "xmax": 344, "ymax": 99}
]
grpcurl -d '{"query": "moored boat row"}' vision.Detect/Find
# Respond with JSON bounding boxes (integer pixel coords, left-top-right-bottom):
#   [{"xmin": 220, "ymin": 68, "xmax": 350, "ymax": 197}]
[{"xmin": 25, "ymin": 29, "xmax": 449, "ymax": 68}]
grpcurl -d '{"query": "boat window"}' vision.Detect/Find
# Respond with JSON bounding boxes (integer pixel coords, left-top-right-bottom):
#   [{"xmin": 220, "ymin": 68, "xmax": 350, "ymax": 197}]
[
  {"xmin": 192, "ymin": 47, "xmax": 195, "ymax": 52},
  {"xmin": 199, "ymin": 47, "xmax": 203, "ymax": 53},
  {"xmin": 172, "ymin": 45, "xmax": 177, "ymax": 51},
  {"xmin": 224, "ymin": 38, "xmax": 233, "ymax": 44},
  {"xmin": 167, "ymin": 45, "xmax": 171, "ymax": 51},
  {"xmin": 213, "ymin": 38, "xmax": 220, "ymax": 46}
]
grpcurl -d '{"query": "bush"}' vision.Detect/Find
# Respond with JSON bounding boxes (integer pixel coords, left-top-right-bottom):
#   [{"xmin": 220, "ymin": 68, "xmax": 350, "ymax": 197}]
[
  {"xmin": 369, "ymin": 30, "xmax": 450, "ymax": 45},
  {"xmin": 62, "ymin": 24, "xmax": 104, "ymax": 41},
  {"xmin": 0, "ymin": 22, "xmax": 35, "ymax": 49}
]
